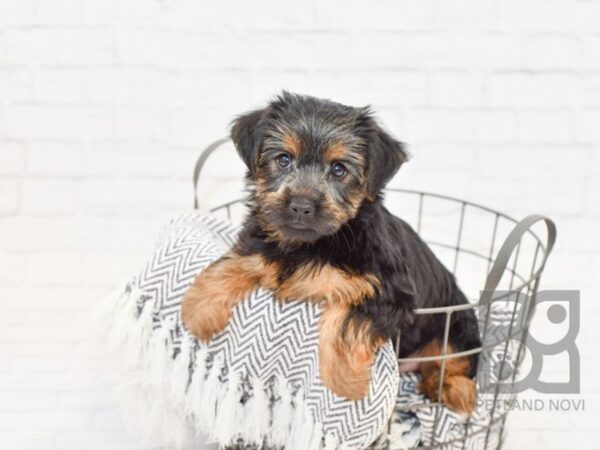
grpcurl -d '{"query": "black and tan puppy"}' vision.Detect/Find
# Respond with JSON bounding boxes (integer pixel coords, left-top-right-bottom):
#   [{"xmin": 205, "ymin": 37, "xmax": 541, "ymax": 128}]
[{"xmin": 182, "ymin": 92, "xmax": 481, "ymax": 414}]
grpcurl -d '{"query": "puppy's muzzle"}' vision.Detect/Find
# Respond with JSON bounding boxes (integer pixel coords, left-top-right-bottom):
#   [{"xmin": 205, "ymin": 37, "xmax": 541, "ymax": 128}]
[{"xmin": 288, "ymin": 197, "xmax": 315, "ymax": 221}]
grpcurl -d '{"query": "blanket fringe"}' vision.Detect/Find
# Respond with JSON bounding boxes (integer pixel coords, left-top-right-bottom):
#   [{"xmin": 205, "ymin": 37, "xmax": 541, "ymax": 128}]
[
  {"xmin": 185, "ymin": 345, "xmax": 207, "ymax": 418},
  {"xmin": 145, "ymin": 322, "xmax": 173, "ymax": 387},
  {"xmin": 240, "ymin": 376, "xmax": 270, "ymax": 444},
  {"xmin": 289, "ymin": 389, "xmax": 322, "ymax": 450},
  {"xmin": 101, "ymin": 286, "xmax": 330, "ymax": 450},
  {"xmin": 106, "ymin": 287, "xmax": 137, "ymax": 352},
  {"xmin": 197, "ymin": 353, "xmax": 224, "ymax": 435},
  {"xmin": 170, "ymin": 333, "xmax": 192, "ymax": 404},
  {"xmin": 212, "ymin": 371, "xmax": 243, "ymax": 444},
  {"xmin": 270, "ymin": 377, "xmax": 293, "ymax": 446}
]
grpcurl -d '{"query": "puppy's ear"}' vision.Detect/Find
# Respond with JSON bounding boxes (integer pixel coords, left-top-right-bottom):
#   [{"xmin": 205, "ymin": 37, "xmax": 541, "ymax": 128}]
[
  {"xmin": 361, "ymin": 112, "xmax": 408, "ymax": 198},
  {"xmin": 230, "ymin": 108, "xmax": 267, "ymax": 175}
]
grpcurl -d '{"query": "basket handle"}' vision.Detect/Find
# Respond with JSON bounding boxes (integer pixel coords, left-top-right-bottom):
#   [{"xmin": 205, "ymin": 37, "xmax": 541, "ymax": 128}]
[
  {"xmin": 193, "ymin": 137, "xmax": 231, "ymax": 209},
  {"xmin": 481, "ymin": 214, "xmax": 557, "ymax": 305}
]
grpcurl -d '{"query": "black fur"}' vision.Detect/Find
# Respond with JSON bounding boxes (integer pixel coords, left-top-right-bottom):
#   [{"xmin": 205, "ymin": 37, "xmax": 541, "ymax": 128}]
[
  {"xmin": 231, "ymin": 92, "xmax": 480, "ymax": 374},
  {"xmin": 230, "ymin": 108, "xmax": 266, "ymax": 175}
]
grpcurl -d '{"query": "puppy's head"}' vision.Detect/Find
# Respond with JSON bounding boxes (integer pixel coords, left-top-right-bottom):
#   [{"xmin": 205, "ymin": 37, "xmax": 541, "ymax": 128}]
[{"xmin": 231, "ymin": 91, "xmax": 407, "ymax": 244}]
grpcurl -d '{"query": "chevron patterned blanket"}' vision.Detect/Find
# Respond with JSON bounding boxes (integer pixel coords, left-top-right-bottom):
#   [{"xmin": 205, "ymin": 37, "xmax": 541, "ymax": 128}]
[
  {"xmin": 101, "ymin": 211, "xmax": 400, "ymax": 450},
  {"xmin": 101, "ymin": 211, "xmax": 509, "ymax": 450}
]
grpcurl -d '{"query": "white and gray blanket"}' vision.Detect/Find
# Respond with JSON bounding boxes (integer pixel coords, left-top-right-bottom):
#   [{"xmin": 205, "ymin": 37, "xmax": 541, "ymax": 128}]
[{"xmin": 100, "ymin": 211, "xmax": 509, "ymax": 450}]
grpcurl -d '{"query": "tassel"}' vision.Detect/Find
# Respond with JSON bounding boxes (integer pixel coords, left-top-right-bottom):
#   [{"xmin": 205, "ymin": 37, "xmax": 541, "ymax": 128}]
[
  {"xmin": 299, "ymin": 401, "xmax": 319, "ymax": 450},
  {"xmin": 288, "ymin": 389, "xmax": 303, "ymax": 450},
  {"xmin": 269, "ymin": 377, "xmax": 293, "ymax": 447},
  {"xmin": 308, "ymin": 421, "xmax": 324, "ymax": 449},
  {"xmin": 107, "ymin": 287, "xmax": 155, "ymax": 370},
  {"xmin": 92, "ymin": 286, "xmax": 124, "ymax": 323},
  {"xmin": 146, "ymin": 323, "xmax": 172, "ymax": 387},
  {"xmin": 240, "ymin": 376, "xmax": 270, "ymax": 446},
  {"xmin": 196, "ymin": 353, "xmax": 224, "ymax": 435},
  {"xmin": 169, "ymin": 334, "xmax": 192, "ymax": 405},
  {"xmin": 212, "ymin": 371, "xmax": 243, "ymax": 445},
  {"xmin": 122, "ymin": 300, "xmax": 153, "ymax": 367},
  {"xmin": 289, "ymin": 389, "xmax": 314, "ymax": 450},
  {"xmin": 99, "ymin": 285, "xmax": 199, "ymax": 449},
  {"xmin": 136, "ymin": 301, "xmax": 154, "ymax": 358},
  {"xmin": 107, "ymin": 289, "xmax": 137, "ymax": 351},
  {"xmin": 184, "ymin": 345, "xmax": 207, "ymax": 418}
]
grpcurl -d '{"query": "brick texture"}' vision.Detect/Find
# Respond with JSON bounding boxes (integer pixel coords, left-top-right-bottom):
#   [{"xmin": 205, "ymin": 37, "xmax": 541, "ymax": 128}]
[{"xmin": 0, "ymin": 1, "xmax": 597, "ymax": 449}]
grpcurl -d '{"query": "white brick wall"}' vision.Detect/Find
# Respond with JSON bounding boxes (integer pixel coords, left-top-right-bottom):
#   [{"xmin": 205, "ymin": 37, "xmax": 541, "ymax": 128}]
[{"xmin": 0, "ymin": 1, "xmax": 598, "ymax": 449}]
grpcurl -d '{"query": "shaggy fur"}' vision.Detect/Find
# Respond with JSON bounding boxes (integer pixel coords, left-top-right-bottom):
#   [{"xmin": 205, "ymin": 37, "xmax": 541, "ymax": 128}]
[{"xmin": 182, "ymin": 92, "xmax": 481, "ymax": 413}]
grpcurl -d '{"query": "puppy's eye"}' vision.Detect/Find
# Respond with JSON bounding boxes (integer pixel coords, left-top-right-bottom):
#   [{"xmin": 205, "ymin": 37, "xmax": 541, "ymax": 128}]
[
  {"xmin": 330, "ymin": 162, "xmax": 347, "ymax": 178},
  {"xmin": 277, "ymin": 153, "xmax": 292, "ymax": 169}
]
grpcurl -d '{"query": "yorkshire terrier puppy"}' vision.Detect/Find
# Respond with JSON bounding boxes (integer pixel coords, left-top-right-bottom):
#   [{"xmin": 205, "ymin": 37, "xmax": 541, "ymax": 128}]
[{"xmin": 182, "ymin": 92, "xmax": 481, "ymax": 414}]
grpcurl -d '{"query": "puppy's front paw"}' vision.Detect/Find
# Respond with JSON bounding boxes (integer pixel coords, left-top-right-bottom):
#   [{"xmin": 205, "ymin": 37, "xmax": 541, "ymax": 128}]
[
  {"xmin": 182, "ymin": 254, "xmax": 264, "ymax": 342},
  {"xmin": 181, "ymin": 279, "xmax": 233, "ymax": 342}
]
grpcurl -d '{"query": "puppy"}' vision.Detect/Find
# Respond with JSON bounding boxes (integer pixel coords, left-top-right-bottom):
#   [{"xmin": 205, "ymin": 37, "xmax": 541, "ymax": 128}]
[{"xmin": 182, "ymin": 92, "xmax": 481, "ymax": 414}]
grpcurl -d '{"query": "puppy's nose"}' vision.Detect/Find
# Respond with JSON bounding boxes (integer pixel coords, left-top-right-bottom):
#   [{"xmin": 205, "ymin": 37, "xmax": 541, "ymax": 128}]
[{"xmin": 289, "ymin": 197, "xmax": 315, "ymax": 218}]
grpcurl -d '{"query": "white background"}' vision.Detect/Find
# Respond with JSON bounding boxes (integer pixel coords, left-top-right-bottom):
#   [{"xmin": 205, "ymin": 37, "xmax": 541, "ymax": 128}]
[{"xmin": 0, "ymin": 0, "xmax": 599, "ymax": 449}]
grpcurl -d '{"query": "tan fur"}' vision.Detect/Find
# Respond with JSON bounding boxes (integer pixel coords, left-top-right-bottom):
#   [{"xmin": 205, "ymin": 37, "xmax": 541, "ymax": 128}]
[
  {"xmin": 276, "ymin": 264, "xmax": 379, "ymax": 306},
  {"xmin": 325, "ymin": 143, "xmax": 350, "ymax": 162},
  {"xmin": 321, "ymin": 193, "xmax": 363, "ymax": 226},
  {"xmin": 282, "ymin": 131, "xmax": 301, "ymax": 157},
  {"xmin": 418, "ymin": 340, "xmax": 477, "ymax": 415},
  {"xmin": 252, "ymin": 178, "xmax": 290, "ymax": 243},
  {"xmin": 318, "ymin": 303, "xmax": 384, "ymax": 400},
  {"xmin": 182, "ymin": 253, "xmax": 272, "ymax": 341},
  {"xmin": 325, "ymin": 142, "xmax": 366, "ymax": 165}
]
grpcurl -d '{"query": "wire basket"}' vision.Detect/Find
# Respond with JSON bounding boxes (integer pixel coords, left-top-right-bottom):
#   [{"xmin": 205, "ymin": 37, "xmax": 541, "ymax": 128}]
[{"xmin": 193, "ymin": 139, "xmax": 557, "ymax": 450}]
